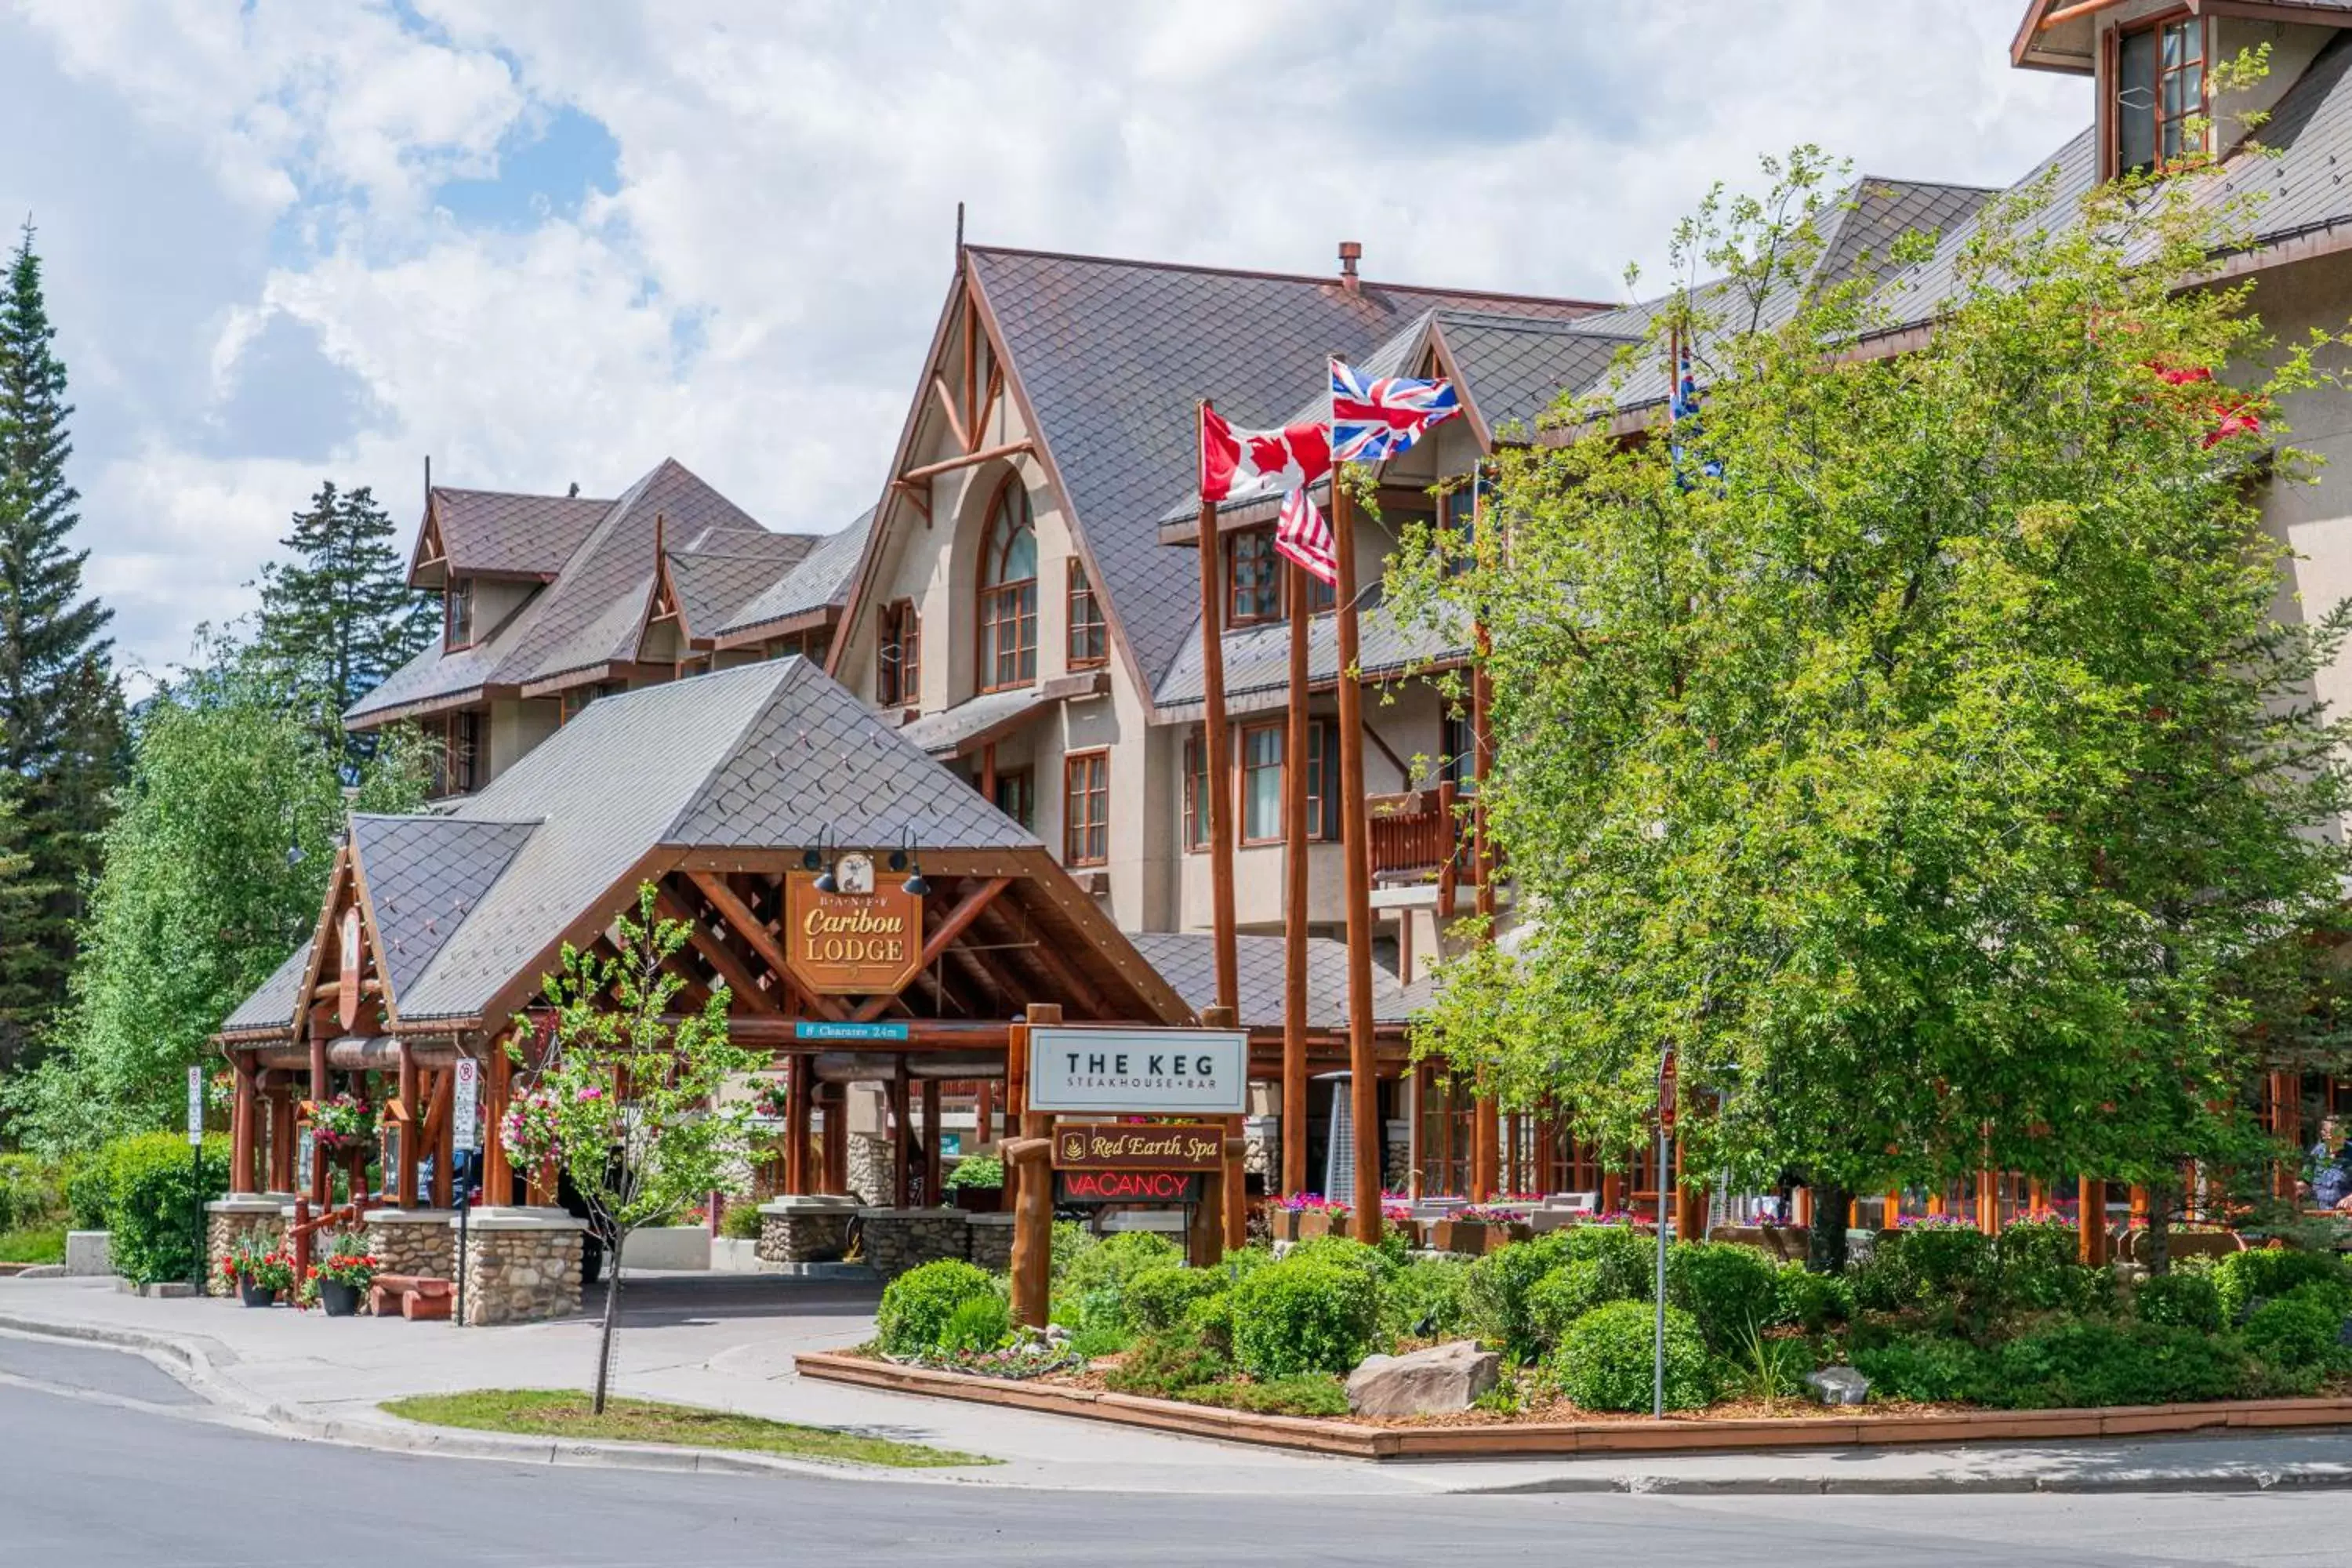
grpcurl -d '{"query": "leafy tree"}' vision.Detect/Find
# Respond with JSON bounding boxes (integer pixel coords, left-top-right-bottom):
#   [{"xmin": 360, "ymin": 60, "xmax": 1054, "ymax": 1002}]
[
  {"xmin": 1395, "ymin": 148, "xmax": 2352, "ymax": 1269},
  {"xmin": 2, "ymin": 640, "xmax": 427, "ymax": 1152},
  {"xmin": 251, "ymin": 479, "xmax": 435, "ymax": 771},
  {"xmin": 0, "ymin": 220, "xmax": 118, "ymax": 1056},
  {"xmin": 503, "ymin": 884, "xmax": 757, "ymax": 1412}
]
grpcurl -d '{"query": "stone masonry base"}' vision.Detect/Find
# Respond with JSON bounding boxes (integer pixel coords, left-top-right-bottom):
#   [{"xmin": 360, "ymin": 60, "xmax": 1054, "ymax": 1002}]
[
  {"xmin": 204, "ymin": 1198, "xmax": 284, "ymax": 1298},
  {"xmin": 858, "ymin": 1207, "xmax": 969, "ymax": 1280},
  {"xmin": 756, "ymin": 1196, "xmax": 857, "ymax": 1264},
  {"xmin": 365, "ymin": 1209, "xmax": 456, "ymax": 1282},
  {"xmin": 457, "ymin": 1207, "xmax": 583, "ymax": 1326}
]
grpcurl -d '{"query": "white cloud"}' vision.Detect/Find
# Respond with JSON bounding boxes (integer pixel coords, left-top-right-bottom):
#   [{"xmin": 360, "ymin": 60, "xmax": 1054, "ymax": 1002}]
[{"xmin": 2, "ymin": 0, "xmax": 2092, "ymax": 680}]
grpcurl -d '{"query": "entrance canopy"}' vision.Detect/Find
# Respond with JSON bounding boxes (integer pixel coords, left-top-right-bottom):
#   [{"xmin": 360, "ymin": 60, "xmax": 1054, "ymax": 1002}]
[{"xmin": 220, "ymin": 656, "xmax": 1191, "ymax": 1055}]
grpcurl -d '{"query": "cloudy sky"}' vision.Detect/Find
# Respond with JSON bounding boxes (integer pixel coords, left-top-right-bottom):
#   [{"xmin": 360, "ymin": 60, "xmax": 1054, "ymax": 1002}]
[{"xmin": 0, "ymin": 1, "xmax": 2089, "ymax": 683}]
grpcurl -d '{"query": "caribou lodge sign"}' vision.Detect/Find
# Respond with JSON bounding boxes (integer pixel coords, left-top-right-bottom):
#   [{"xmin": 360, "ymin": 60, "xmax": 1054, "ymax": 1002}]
[{"xmin": 782, "ymin": 860, "xmax": 924, "ymax": 996}]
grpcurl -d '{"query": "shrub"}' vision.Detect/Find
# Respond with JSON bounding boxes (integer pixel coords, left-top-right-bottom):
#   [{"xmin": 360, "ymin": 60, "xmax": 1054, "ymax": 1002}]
[
  {"xmin": 1056, "ymin": 1229, "xmax": 1181, "ymax": 1300},
  {"xmin": 1125, "ymin": 1265, "xmax": 1226, "ymax": 1335},
  {"xmin": 1104, "ymin": 1329, "xmax": 1232, "ymax": 1397},
  {"xmin": 1993, "ymin": 1221, "xmax": 2111, "ymax": 1314},
  {"xmin": 0, "ymin": 1227, "xmax": 66, "ymax": 1265},
  {"xmin": 718, "ymin": 1202, "xmax": 763, "ymax": 1240},
  {"xmin": 1526, "ymin": 1260, "xmax": 1624, "ymax": 1351},
  {"xmin": 1462, "ymin": 1232, "xmax": 1580, "ymax": 1358},
  {"xmin": 1851, "ymin": 1333, "xmax": 1988, "ymax": 1403},
  {"xmin": 1048, "ymin": 1220, "xmax": 1098, "ymax": 1286},
  {"xmin": 1978, "ymin": 1321, "xmax": 2256, "ymax": 1410},
  {"xmin": 0, "ymin": 1154, "xmax": 64, "ymax": 1234},
  {"xmin": 945, "ymin": 1155, "xmax": 1004, "ymax": 1191},
  {"xmin": 938, "ymin": 1292, "xmax": 1013, "ymax": 1356},
  {"xmin": 875, "ymin": 1259, "xmax": 1000, "ymax": 1357},
  {"xmin": 1184, "ymin": 1287, "xmax": 1236, "ymax": 1352},
  {"xmin": 1666, "ymin": 1242, "xmax": 1781, "ymax": 1352},
  {"xmin": 2244, "ymin": 1283, "xmax": 2351, "ymax": 1374},
  {"xmin": 1179, "ymin": 1374, "xmax": 1350, "ymax": 1417},
  {"xmin": 2134, "ymin": 1272, "xmax": 2224, "ymax": 1334},
  {"xmin": 2212, "ymin": 1247, "xmax": 2350, "ymax": 1323},
  {"xmin": 1552, "ymin": 1300, "xmax": 1713, "ymax": 1413},
  {"xmin": 1286, "ymin": 1234, "xmax": 1396, "ymax": 1282},
  {"xmin": 1855, "ymin": 1225, "xmax": 1990, "ymax": 1312},
  {"xmin": 1378, "ymin": 1255, "xmax": 1473, "ymax": 1342},
  {"xmin": 1773, "ymin": 1262, "xmax": 1851, "ymax": 1332},
  {"xmin": 99, "ymin": 1133, "xmax": 228, "ymax": 1287},
  {"xmin": 1232, "ymin": 1258, "xmax": 1379, "ymax": 1379},
  {"xmin": 66, "ymin": 1155, "xmax": 110, "ymax": 1232}
]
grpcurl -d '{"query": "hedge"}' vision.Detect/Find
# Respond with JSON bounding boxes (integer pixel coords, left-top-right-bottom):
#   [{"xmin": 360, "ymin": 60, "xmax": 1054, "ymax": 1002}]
[{"xmin": 97, "ymin": 1133, "xmax": 228, "ymax": 1287}]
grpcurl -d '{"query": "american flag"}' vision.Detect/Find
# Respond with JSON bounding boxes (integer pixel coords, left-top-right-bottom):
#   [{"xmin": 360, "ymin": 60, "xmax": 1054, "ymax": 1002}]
[
  {"xmin": 1330, "ymin": 358, "xmax": 1460, "ymax": 463},
  {"xmin": 1275, "ymin": 486, "xmax": 1337, "ymax": 586}
]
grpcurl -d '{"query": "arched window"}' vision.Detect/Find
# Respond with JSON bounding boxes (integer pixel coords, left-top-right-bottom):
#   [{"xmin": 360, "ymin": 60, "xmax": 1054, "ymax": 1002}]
[{"xmin": 978, "ymin": 477, "xmax": 1038, "ymax": 690}]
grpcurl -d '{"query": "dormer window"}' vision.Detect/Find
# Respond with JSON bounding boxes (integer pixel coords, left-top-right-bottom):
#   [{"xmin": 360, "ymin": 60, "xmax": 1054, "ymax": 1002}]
[
  {"xmin": 444, "ymin": 579, "xmax": 476, "ymax": 650},
  {"xmin": 2112, "ymin": 13, "xmax": 2207, "ymax": 176}
]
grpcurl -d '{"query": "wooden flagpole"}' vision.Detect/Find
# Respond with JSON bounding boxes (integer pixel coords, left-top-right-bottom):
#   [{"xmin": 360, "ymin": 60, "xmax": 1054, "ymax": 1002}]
[
  {"xmin": 1194, "ymin": 400, "xmax": 1246, "ymax": 1250},
  {"xmin": 1470, "ymin": 475, "xmax": 1501, "ymax": 1199},
  {"xmin": 1282, "ymin": 553, "xmax": 1312, "ymax": 1199},
  {"xmin": 1330, "ymin": 471, "xmax": 1385, "ymax": 1242}
]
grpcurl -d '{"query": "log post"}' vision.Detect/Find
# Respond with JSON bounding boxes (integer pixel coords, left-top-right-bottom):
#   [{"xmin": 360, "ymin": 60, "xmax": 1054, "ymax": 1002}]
[
  {"xmin": 1281, "ymin": 557, "xmax": 1312, "ymax": 1200},
  {"xmin": 1330, "ymin": 477, "xmax": 1384, "ymax": 1244},
  {"xmin": 396, "ymin": 1041, "xmax": 419, "ymax": 1208},
  {"xmin": 270, "ymin": 1086, "xmax": 296, "ymax": 1195},
  {"xmin": 785, "ymin": 1054, "xmax": 811, "ymax": 1196},
  {"xmin": 483, "ymin": 1040, "xmax": 513, "ymax": 1207},
  {"xmin": 821, "ymin": 1087, "xmax": 846, "ymax": 1196},
  {"xmin": 888, "ymin": 1065, "xmax": 913, "ymax": 1208},
  {"xmin": 1007, "ymin": 1003, "xmax": 1062, "ymax": 1329},
  {"xmin": 2078, "ymin": 1177, "xmax": 2108, "ymax": 1265},
  {"xmin": 921, "ymin": 1078, "xmax": 943, "ymax": 1207},
  {"xmin": 230, "ymin": 1054, "xmax": 259, "ymax": 1195}
]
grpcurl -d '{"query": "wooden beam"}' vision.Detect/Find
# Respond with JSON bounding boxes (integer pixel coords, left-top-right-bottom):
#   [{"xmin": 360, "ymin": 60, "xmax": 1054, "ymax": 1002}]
[
  {"xmin": 898, "ymin": 438, "xmax": 1032, "ymax": 485},
  {"xmin": 979, "ymin": 899, "xmax": 1110, "ymax": 1020},
  {"xmin": 681, "ymin": 871, "xmax": 850, "ymax": 1022},
  {"xmin": 930, "ymin": 373, "xmax": 970, "ymax": 453},
  {"xmin": 665, "ymin": 893, "xmax": 783, "ymax": 1015},
  {"xmin": 850, "ymin": 877, "xmax": 1013, "ymax": 1022}
]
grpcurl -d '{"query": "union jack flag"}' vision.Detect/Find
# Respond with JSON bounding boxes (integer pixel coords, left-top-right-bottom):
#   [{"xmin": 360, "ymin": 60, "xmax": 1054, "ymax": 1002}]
[
  {"xmin": 1275, "ymin": 486, "xmax": 1337, "ymax": 586},
  {"xmin": 1330, "ymin": 358, "xmax": 1460, "ymax": 464}
]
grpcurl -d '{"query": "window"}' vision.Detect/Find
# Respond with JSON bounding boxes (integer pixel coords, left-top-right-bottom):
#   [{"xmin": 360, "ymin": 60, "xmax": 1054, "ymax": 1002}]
[
  {"xmin": 877, "ymin": 600, "xmax": 920, "ymax": 708},
  {"xmin": 978, "ymin": 479, "xmax": 1038, "ymax": 690},
  {"xmin": 1063, "ymin": 750, "xmax": 1109, "ymax": 866},
  {"xmin": 434, "ymin": 710, "xmax": 481, "ymax": 797},
  {"xmin": 1240, "ymin": 723, "xmax": 1283, "ymax": 844},
  {"xmin": 558, "ymin": 682, "xmax": 619, "ymax": 724},
  {"xmin": 444, "ymin": 579, "xmax": 476, "ymax": 649},
  {"xmin": 1305, "ymin": 718, "xmax": 1341, "ymax": 840},
  {"xmin": 993, "ymin": 768, "xmax": 1034, "ymax": 831},
  {"xmin": 1442, "ymin": 710, "xmax": 1477, "ymax": 793},
  {"xmin": 2115, "ymin": 14, "xmax": 2206, "ymax": 176},
  {"xmin": 1441, "ymin": 480, "xmax": 1490, "ymax": 579},
  {"xmin": 1066, "ymin": 558, "xmax": 1107, "ymax": 669},
  {"xmin": 1181, "ymin": 732, "xmax": 1210, "ymax": 851},
  {"xmin": 1226, "ymin": 529, "xmax": 1282, "ymax": 624}
]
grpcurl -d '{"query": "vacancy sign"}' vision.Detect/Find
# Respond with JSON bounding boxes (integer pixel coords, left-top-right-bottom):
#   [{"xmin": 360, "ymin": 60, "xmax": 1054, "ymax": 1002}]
[{"xmin": 1025, "ymin": 1027, "xmax": 1247, "ymax": 1116}]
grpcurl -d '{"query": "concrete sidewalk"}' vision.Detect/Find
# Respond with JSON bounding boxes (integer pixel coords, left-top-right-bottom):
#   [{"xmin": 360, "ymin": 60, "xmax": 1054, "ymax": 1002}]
[{"xmin": 4, "ymin": 1272, "xmax": 2351, "ymax": 1495}]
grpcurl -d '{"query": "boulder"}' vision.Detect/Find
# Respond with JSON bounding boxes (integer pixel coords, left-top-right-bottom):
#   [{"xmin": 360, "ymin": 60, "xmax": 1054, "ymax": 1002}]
[
  {"xmin": 1345, "ymin": 1340, "xmax": 1500, "ymax": 1417},
  {"xmin": 1806, "ymin": 1366, "xmax": 1871, "ymax": 1406}
]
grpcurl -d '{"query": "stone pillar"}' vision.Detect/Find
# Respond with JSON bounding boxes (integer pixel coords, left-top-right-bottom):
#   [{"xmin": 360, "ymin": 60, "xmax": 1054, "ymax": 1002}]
[
  {"xmin": 847, "ymin": 1132, "xmax": 894, "ymax": 1207},
  {"xmin": 857, "ymin": 1207, "xmax": 970, "ymax": 1281},
  {"xmin": 966, "ymin": 1213, "xmax": 1016, "ymax": 1273},
  {"xmin": 454, "ymin": 1207, "xmax": 583, "ymax": 1326},
  {"xmin": 365, "ymin": 1207, "xmax": 457, "ymax": 1281},
  {"xmin": 755, "ymin": 1195, "xmax": 858, "ymax": 1265},
  {"xmin": 204, "ymin": 1198, "xmax": 285, "ymax": 1297}
]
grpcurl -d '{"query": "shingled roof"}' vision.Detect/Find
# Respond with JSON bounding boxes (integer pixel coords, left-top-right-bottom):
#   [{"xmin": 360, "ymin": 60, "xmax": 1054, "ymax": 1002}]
[
  {"xmin": 1127, "ymin": 931, "xmax": 1411, "ymax": 1031},
  {"xmin": 713, "ymin": 507, "xmax": 876, "ymax": 644},
  {"xmin": 419, "ymin": 488, "xmax": 612, "ymax": 582},
  {"xmin": 348, "ymin": 459, "xmax": 852, "ymax": 725},
  {"xmin": 966, "ymin": 246, "xmax": 1605, "ymax": 690}
]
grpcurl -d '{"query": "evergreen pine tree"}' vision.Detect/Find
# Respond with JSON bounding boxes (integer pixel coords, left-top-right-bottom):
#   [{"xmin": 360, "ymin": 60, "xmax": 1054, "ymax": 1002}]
[
  {"xmin": 0, "ymin": 220, "xmax": 117, "ymax": 1063},
  {"xmin": 252, "ymin": 479, "xmax": 434, "ymax": 770}
]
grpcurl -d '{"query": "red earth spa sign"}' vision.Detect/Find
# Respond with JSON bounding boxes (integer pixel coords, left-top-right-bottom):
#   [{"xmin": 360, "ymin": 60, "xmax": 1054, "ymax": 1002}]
[{"xmin": 1024, "ymin": 1026, "xmax": 1249, "ymax": 1116}]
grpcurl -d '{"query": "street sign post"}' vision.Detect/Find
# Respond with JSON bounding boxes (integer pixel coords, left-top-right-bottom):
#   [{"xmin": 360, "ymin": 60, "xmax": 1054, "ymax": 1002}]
[
  {"xmin": 187, "ymin": 1065, "xmax": 205, "ymax": 1292},
  {"xmin": 453, "ymin": 1058, "xmax": 481, "ymax": 1328}
]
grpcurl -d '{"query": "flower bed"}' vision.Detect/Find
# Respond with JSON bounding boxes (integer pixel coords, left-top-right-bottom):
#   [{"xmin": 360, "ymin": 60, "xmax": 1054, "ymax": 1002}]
[{"xmin": 816, "ymin": 1221, "xmax": 2352, "ymax": 1446}]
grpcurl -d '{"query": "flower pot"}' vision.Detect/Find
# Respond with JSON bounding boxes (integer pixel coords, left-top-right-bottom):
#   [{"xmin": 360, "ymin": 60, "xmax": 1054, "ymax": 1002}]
[
  {"xmin": 318, "ymin": 1279, "xmax": 361, "ymax": 1317},
  {"xmin": 1432, "ymin": 1219, "xmax": 1514, "ymax": 1257},
  {"xmin": 950, "ymin": 1186, "xmax": 1003, "ymax": 1214},
  {"xmin": 1297, "ymin": 1210, "xmax": 1351, "ymax": 1240},
  {"xmin": 238, "ymin": 1278, "xmax": 277, "ymax": 1308},
  {"xmin": 1269, "ymin": 1210, "xmax": 1301, "ymax": 1243}
]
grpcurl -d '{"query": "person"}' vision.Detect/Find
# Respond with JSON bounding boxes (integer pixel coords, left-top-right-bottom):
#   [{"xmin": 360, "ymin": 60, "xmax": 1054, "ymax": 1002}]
[{"xmin": 2307, "ymin": 1118, "xmax": 2352, "ymax": 1210}]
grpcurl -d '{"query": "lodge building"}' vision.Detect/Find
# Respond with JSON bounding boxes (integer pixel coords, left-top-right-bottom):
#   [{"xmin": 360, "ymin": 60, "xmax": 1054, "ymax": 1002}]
[{"xmin": 212, "ymin": 0, "xmax": 2352, "ymax": 1316}]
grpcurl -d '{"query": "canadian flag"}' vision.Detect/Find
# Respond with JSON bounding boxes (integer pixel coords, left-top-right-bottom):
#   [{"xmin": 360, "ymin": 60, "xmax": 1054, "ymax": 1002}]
[{"xmin": 1199, "ymin": 403, "xmax": 1333, "ymax": 503}]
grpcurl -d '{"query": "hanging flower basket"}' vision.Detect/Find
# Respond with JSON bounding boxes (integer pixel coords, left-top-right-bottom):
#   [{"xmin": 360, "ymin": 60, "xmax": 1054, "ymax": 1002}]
[{"xmin": 305, "ymin": 1093, "xmax": 379, "ymax": 1156}]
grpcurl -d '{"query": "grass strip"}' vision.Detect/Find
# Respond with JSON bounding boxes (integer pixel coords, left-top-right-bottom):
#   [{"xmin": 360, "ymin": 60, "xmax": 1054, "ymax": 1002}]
[{"xmin": 381, "ymin": 1388, "xmax": 995, "ymax": 1468}]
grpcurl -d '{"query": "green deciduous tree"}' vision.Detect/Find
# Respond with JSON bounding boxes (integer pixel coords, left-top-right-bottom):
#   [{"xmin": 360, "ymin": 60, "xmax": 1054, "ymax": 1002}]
[
  {"xmin": 1395, "ymin": 149, "xmax": 2352, "ymax": 1269},
  {"xmin": 0, "ymin": 220, "xmax": 120, "ymax": 1059},
  {"xmin": 503, "ymin": 884, "xmax": 757, "ymax": 1412},
  {"xmin": 2, "ymin": 641, "xmax": 426, "ymax": 1152},
  {"xmin": 251, "ymin": 478, "xmax": 436, "ymax": 772}
]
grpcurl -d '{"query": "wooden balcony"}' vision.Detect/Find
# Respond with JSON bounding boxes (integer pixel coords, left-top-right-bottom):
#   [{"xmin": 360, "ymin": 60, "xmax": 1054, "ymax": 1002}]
[{"xmin": 1368, "ymin": 790, "xmax": 1458, "ymax": 880}]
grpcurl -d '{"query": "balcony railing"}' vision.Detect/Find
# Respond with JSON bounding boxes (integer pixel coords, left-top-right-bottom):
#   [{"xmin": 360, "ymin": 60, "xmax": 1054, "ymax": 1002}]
[{"xmin": 1367, "ymin": 789, "xmax": 1459, "ymax": 879}]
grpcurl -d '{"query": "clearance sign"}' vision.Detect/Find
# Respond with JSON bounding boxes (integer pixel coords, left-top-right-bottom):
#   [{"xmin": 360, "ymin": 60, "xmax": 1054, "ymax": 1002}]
[{"xmin": 782, "ymin": 866, "xmax": 924, "ymax": 996}]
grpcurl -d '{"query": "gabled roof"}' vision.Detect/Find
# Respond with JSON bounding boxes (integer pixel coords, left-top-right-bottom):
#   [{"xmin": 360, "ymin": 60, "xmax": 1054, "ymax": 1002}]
[
  {"xmin": 963, "ymin": 246, "xmax": 1606, "ymax": 689},
  {"xmin": 713, "ymin": 508, "xmax": 874, "ymax": 644},
  {"xmin": 350, "ymin": 814, "xmax": 538, "ymax": 1005},
  {"xmin": 416, "ymin": 488, "xmax": 612, "ymax": 583},
  {"xmin": 666, "ymin": 531, "xmax": 818, "ymax": 644},
  {"xmin": 348, "ymin": 458, "xmax": 813, "ymax": 724},
  {"xmin": 220, "ymin": 938, "xmax": 315, "ymax": 1034}
]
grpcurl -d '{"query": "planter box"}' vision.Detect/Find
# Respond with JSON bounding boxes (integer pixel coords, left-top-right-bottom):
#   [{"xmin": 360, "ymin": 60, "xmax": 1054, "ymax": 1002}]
[
  {"xmin": 1269, "ymin": 1210, "xmax": 1301, "ymax": 1243},
  {"xmin": 1428, "ymin": 1219, "xmax": 1526, "ymax": 1256},
  {"xmin": 1297, "ymin": 1210, "xmax": 1352, "ymax": 1241},
  {"xmin": 615, "ymin": 1225, "xmax": 710, "ymax": 1272}
]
